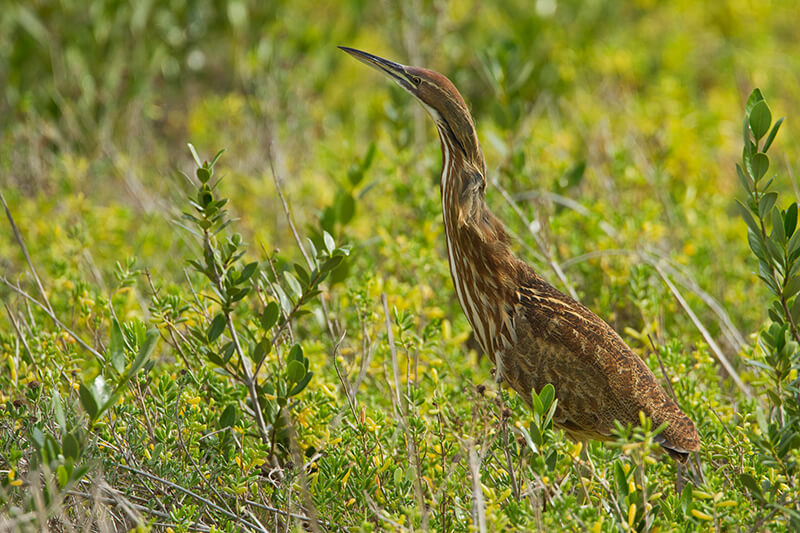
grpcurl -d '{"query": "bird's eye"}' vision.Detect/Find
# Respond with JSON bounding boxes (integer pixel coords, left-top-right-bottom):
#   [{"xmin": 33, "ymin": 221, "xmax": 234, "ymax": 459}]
[{"xmin": 412, "ymin": 76, "xmax": 422, "ymax": 85}]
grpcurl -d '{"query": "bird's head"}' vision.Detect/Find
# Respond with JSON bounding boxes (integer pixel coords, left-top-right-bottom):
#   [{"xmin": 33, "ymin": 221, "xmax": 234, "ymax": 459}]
[{"xmin": 339, "ymin": 46, "xmax": 483, "ymax": 169}]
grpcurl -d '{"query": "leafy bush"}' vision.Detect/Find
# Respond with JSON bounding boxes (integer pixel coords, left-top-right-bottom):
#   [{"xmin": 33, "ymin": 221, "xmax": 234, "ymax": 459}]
[{"xmin": 736, "ymin": 89, "xmax": 800, "ymax": 529}]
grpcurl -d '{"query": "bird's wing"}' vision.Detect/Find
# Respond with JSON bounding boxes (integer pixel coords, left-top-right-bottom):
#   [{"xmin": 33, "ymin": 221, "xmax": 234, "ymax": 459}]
[{"xmin": 502, "ymin": 274, "xmax": 698, "ymax": 455}]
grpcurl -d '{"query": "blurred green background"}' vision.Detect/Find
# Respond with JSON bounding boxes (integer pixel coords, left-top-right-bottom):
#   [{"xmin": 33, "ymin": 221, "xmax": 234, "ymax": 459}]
[{"xmin": 2, "ymin": 0, "xmax": 799, "ymax": 334}]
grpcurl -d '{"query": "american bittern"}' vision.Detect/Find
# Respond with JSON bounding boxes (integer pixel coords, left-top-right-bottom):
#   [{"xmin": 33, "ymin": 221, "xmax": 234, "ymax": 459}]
[{"xmin": 340, "ymin": 47, "xmax": 700, "ymax": 462}]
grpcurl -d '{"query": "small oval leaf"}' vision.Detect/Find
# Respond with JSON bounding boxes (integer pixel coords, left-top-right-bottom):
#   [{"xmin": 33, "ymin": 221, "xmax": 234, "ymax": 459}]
[
  {"xmin": 219, "ymin": 404, "xmax": 236, "ymax": 429},
  {"xmin": 751, "ymin": 153, "xmax": 770, "ymax": 182},
  {"xmin": 208, "ymin": 314, "xmax": 227, "ymax": 342},
  {"xmin": 749, "ymin": 100, "xmax": 772, "ymax": 141},
  {"xmin": 261, "ymin": 301, "xmax": 280, "ymax": 331},
  {"xmin": 287, "ymin": 360, "xmax": 305, "ymax": 383}
]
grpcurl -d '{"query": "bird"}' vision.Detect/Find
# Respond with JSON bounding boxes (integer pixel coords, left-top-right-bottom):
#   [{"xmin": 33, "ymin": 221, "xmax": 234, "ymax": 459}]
[{"xmin": 339, "ymin": 46, "xmax": 700, "ymax": 462}]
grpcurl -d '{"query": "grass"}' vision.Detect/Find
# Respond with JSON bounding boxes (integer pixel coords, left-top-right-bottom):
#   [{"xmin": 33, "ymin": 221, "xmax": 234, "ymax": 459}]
[{"xmin": 1, "ymin": 0, "xmax": 800, "ymax": 530}]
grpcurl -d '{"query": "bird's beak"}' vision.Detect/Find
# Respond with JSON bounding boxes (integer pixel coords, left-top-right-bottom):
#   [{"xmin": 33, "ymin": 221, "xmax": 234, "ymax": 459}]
[{"xmin": 338, "ymin": 46, "xmax": 416, "ymax": 93}]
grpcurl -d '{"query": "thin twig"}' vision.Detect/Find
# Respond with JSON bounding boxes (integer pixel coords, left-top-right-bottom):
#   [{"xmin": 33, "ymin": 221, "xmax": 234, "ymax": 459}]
[
  {"xmin": 381, "ymin": 292, "xmax": 428, "ymax": 526},
  {"xmin": 651, "ymin": 263, "xmax": 751, "ymax": 397},
  {"xmin": 351, "ymin": 301, "xmax": 375, "ymax": 400},
  {"xmin": 467, "ymin": 440, "xmax": 487, "ymax": 533},
  {"xmin": 266, "ymin": 142, "xmax": 311, "ymax": 267},
  {"xmin": 648, "ymin": 335, "xmax": 679, "ymax": 404},
  {"xmin": 116, "ymin": 464, "xmax": 266, "ymax": 532},
  {"xmin": 5, "ymin": 303, "xmax": 36, "ymax": 372},
  {"xmin": 202, "ymin": 230, "xmax": 270, "ymax": 444},
  {"xmin": 382, "ymin": 293, "xmax": 402, "ymax": 410},
  {"xmin": 173, "ymin": 380, "xmax": 234, "ymax": 516},
  {"xmin": 490, "ymin": 179, "xmax": 578, "ymax": 300},
  {"xmin": 1, "ymin": 187, "xmax": 55, "ymax": 315},
  {"xmin": 1, "ymin": 276, "xmax": 106, "ymax": 362},
  {"xmin": 266, "ymin": 141, "xmax": 358, "ymax": 417},
  {"xmin": 145, "ymin": 269, "xmax": 196, "ymax": 378},
  {"xmin": 521, "ymin": 190, "xmax": 746, "ymax": 353},
  {"xmin": 283, "ymin": 413, "xmax": 325, "ymax": 533}
]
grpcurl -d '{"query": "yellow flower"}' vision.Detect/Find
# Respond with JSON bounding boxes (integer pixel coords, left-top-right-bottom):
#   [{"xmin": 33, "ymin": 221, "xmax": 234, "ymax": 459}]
[
  {"xmin": 185, "ymin": 395, "xmax": 201, "ymax": 408},
  {"xmin": 8, "ymin": 469, "xmax": 22, "ymax": 487}
]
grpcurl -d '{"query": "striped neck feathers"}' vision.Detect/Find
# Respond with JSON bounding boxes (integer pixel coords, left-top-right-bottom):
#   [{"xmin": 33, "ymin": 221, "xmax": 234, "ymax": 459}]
[{"xmin": 435, "ymin": 122, "xmax": 528, "ymax": 291}]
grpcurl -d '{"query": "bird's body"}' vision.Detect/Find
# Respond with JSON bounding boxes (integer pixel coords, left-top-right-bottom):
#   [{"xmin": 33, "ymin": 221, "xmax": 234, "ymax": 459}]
[{"xmin": 341, "ymin": 47, "xmax": 700, "ymax": 461}]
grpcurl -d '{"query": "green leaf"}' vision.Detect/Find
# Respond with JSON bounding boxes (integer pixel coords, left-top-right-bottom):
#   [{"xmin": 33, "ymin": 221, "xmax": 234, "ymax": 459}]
[
  {"xmin": 251, "ymin": 337, "xmax": 271, "ymax": 364},
  {"xmin": 763, "ymin": 117, "xmax": 784, "ymax": 153},
  {"xmin": 736, "ymin": 164, "xmax": 752, "ymax": 193},
  {"xmin": 545, "ymin": 450, "xmax": 558, "ymax": 471},
  {"xmin": 749, "ymin": 100, "xmax": 772, "ymax": 141},
  {"xmin": 239, "ymin": 262, "xmax": 259, "ymax": 284},
  {"xmin": 323, "ymin": 231, "xmax": 335, "ymax": 254},
  {"xmin": 230, "ymin": 287, "xmax": 250, "ymax": 303},
  {"xmin": 84, "ymin": 375, "xmax": 114, "ymax": 422},
  {"xmin": 219, "ymin": 404, "xmax": 236, "ymax": 429},
  {"xmin": 273, "ymin": 284, "xmax": 292, "ymax": 315},
  {"xmin": 208, "ymin": 313, "xmax": 227, "ymax": 342},
  {"xmin": 758, "ymin": 274, "xmax": 780, "ymax": 297},
  {"xmin": 362, "ymin": 142, "xmax": 376, "ymax": 170},
  {"xmin": 294, "ymin": 263, "xmax": 310, "ymax": 285},
  {"xmin": 210, "ymin": 148, "xmax": 226, "ymax": 167},
  {"xmin": 615, "ymin": 461, "xmax": 629, "ymax": 496},
  {"xmin": 283, "ymin": 271, "xmax": 303, "ymax": 299},
  {"xmin": 260, "ymin": 302, "xmax": 280, "ymax": 331},
  {"xmin": 289, "ymin": 371, "xmax": 313, "ymax": 396},
  {"xmin": 758, "ymin": 192, "xmax": 778, "ymax": 219},
  {"xmin": 206, "ymin": 350, "xmax": 226, "ymax": 366},
  {"xmin": 785, "ymin": 204, "xmax": 798, "ymax": 238},
  {"xmin": 787, "ymin": 224, "xmax": 800, "ymax": 257},
  {"xmin": 221, "ymin": 341, "xmax": 236, "ymax": 364},
  {"xmin": 56, "ymin": 465, "xmax": 69, "ymax": 488},
  {"xmin": 529, "ymin": 421, "xmax": 543, "ymax": 447},
  {"xmin": 109, "ymin": 319, "xmax": 126, "ymax": 374},
  {"xmin": 52, "ymin": 390, "xmax": 66, "ymax": 433},
  {"xmin": 539, "ymin": 383, "xmax": 555, "ymax": 412},
  {"xmin": 771, "ymin": 206, "xmax": 786, "ymax": 243},
  {"xmin": 306, "ymin": 238, "xmax": 319, "ymax": 265},
  {"xmin": 742, "ymin": 140, "xmax": 754, "ymax": 172},
  {"xmin": 736, "ymin": 200, "xmax": 760, "ymax": 235},
  {"xmin": 543, "ymin": 398, "xmax": 559, "ymax": 429},
  {"xmin": 531, "ymin": 389, "xmax": 544, "ymax": 416},
  {"xmin": 739, "ymin": 473, "xmax": 764, "ymax": 502},
  {"xmin": 62, "ymin": 432, "xmax": 80, "ymax": 460},
  {"xmin": 79, "ymin": 383, "xmax": 98, "ymax": 420},
  {"xmin": 748, "ymin": 232, "xmax": 768, "ymax": 262},
  {"xmin": 321, "ymin": 255, "xmax": 344, "ymax": 273},
  {"xmin": 337, "ymin": 191, "xmax": 355, "ymax": 225},
  {"xmin": 197, "ymin": 167, "xmax": 211, "ymax": 183},
  {"xmin": 745, "ymin": 89, "xmax": 764, "ymax": 117},
  {"xmin": 188, "ymin": 143, "xmax": 203, "ymax": 167},
  {"xmin": 518, "ymin": 425, "xmax": 538, "ymax": 453},
  {"xmin": 129, "ymin": 329, "xmax": 159, "ymax": 377},
  {"xmin": 766, "ymin": 234, "xmax": 784, "ymax": 263},
  {"xmin": 783, "ymin": 276, "xmax": 800, "ymax": 300},
  {"xmin": 31, "ymin": 426, "xmax": 46, "ymax": 450},
  {"xmin": 751, "ymin": 153, "xmax": 770, "ymax": 182},
  {"xmin": 288, "ymin": 343, "xmax": 303, "ymax": 363}
]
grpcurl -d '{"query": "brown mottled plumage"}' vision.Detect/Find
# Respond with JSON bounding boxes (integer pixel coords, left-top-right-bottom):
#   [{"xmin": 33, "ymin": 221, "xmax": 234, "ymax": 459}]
[{"xmin": 340, "ymin": 47, "xmax": 700, "ymax": 461}]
